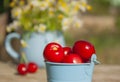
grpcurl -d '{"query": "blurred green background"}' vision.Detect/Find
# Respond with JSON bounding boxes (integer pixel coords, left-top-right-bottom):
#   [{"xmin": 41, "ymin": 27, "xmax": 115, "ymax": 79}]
[{"xmin": 64, "ymin": 0, "xmax": 120, "ymax": 65}]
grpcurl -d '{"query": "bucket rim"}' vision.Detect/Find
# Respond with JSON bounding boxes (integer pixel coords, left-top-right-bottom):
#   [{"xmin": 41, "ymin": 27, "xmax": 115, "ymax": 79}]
[
  {"xmin": 45, "ymin": 61, "xmax": 91, "ymax": 66},
  {"xmin": 45, "ymin": 54, "xmax": 99, "ymax": 66}
]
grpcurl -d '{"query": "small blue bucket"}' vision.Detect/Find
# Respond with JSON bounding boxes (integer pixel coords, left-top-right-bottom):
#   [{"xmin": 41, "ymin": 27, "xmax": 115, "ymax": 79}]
[{"xmin": 45, "ymin": 54, "xmax": 99, "ymax": 82}]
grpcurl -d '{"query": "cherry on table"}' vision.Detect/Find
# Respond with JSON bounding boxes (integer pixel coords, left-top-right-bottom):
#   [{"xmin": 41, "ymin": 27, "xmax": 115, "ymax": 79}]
[
  {"xmin": 17, "ymin": 63, "xmax": 27, "ymax": 75},
  {"xmin": 27, "ymin": 62, "xmax": 38, "ymax": 73}
]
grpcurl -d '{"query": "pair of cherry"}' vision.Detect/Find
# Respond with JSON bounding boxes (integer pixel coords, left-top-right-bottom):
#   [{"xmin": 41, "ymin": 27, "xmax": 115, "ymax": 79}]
[{"xmin": 17, "ymin": 62, "xmax": 38, "ymax": 75}]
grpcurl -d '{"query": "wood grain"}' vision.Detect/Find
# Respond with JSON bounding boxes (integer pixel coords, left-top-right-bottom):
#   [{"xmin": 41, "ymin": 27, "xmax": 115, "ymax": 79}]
[{"xmin": 0, "ymin": 62, "xmax": 120, "ymax": 82}]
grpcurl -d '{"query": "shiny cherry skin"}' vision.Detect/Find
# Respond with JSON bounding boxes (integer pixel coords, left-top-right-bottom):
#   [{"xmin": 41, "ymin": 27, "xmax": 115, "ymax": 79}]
[
  {"xmin": 63, "ymin": 47, "xmax": 72, "ymax": 55},
  {"xmin": 43, "ymin": 42, "xmax": 64, "ymax": 62},
  {"xmin": 73, "ymin": 40, "xmax": 95, "ymax": 62},
  {"xmin": 62, "ymin": 53, "xmax": 83, "ymax": 63},
  {"xmin": 27, "ymin": 62, "xmax": 38, "ymax": 73},
  {"xmin": 17, "ymin": 63, "xmax": 27, "ymax": 75}
]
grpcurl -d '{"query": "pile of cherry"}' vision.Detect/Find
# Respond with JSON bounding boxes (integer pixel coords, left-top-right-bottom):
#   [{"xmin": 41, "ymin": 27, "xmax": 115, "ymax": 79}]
[
  {"xmin": 43, "ymin": 40, "xmax": 96, "ymax": 63},
  {"xmin": 17, "ymin": 40, "xmax": 96, "ymax": 75}
]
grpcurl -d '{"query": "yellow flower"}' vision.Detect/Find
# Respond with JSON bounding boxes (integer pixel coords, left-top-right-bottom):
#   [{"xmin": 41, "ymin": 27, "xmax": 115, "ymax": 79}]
[
  {"xmin": 20, "ymin": 40, "xmax": 28, "ymax": 48},
  {"xmin": 11, "ymin": 7, "xmax": 22, "ymax": 19},
  {"xmin": 39, "ymin": 24, "xmax": 47, "ymax": 33},
  {"xmin": 72, "ymin": 17, "xmax": 83, "ymax": 28},
  {"xmin": 48, "ymin": 8, "xmax": 55, "ymax": 17},
  {"xmin": 74, "ymin": 20, "xmax": 83, "ymax": 28},
  {"xmin": 34, "ymin": 24, "xmax": 47, "ymax": 33},
  {"xmin": 58, "ymin": 1, "xmax": 69, "ymax": 14},
  {"xmin": 62, "ymin": 18, "xmax": 71, "ymax": 31},
  {"xmin": 39, "ymin": 1, "xmax": 49, "ymax": 11},
  {"xmin": 86, "ymin": 5, "xmax": 92, "ymax": 11},
  {"xmin": 74, "ymin": 4, "xmax": 80, "ymax": 11},
  {"xmin": 9, "ymin": 1, "xmax": 16, "ymax": 7},
  {"xmin": 82, "ymin": 2, "xmax": 87, "ymax": 7},
  {"xmin": 19, "ymin": 0, "xmax": 25, "ymax": 6},
  {"xmin": 7, "ymin": 0, "xmax": 90, "ymax": 35},
  {"xmin": 6, "ymin": 20, "xmax": 21, "ymax": 32},
  {"xmin": 23, "ymin": 5, "xmax": 31, "ymax": 13},
  {"xmin": 71, "ymin": 4, "xmax": 80, "ymax": 15},
  {"xmin": 23, "ymin": 22, "xmax": 32, "ymax": 31},
  {"xmin": 45, "ymin": 0, "xmax": 55, "ymax": 3},
  {"xmin": 58, "ymin": 14, "xmax": 64, "ymax": 20},
  {"xmin": 49, "ymin": 11, "xmax": 54, "ymax": 17},
  {"xmin": 30, "ymin": 0, "xmax": 40, "ymax": 7},
  {"xmin": 6, "ymin": 26, "xmax": 13, "ymax": 33}
]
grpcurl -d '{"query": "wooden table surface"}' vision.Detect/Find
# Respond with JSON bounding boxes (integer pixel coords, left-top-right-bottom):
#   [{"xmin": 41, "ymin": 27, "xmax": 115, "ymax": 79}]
[{"xmin": 0, "ymin": 62, "xmax": 120, "ymax": 82}]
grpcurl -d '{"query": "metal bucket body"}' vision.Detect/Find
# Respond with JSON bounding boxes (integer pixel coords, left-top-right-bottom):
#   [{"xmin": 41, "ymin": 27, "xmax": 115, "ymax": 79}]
[{"xmin": 45, "ymin": 54, "xmax": 98, "ymax": 82}]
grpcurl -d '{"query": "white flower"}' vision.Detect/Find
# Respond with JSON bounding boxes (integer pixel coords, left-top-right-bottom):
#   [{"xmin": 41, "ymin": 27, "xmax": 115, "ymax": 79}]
[
  {"xmin": 80, "ymin": 0, "xmax": 88, "ymax": 12},
  {"xmin": 11, "ymin": 7, "xmax": 22, "ymax": 19},
  {"xmin": 6, "ymin": 24, "xmax": 13, "ymax": 32},
  {"xmin": 48, "ymin": 7, "xmax": 55, "ymax": 17},
  {"xmin": 13, "ymin": 20, "xmax": 21, "ymax": 28},
  {"xmin": 29, "ymin": 0, "xmax": 40, "ymax": 7},
  {"xmin": 71, "ymin": 0, "xmax": 87, "ymax": 12},
  {"xmin": 46, "ymin": 0, "xmax": 56, "ymax": 3},
  {"xmin": 34, "ymin": 24, "xmax": 47, "ymax": 33},
  {"xmin": 62, "ymin": 18, "xmax": 71, "ymax": 31},
  {"xmin": 73, "ymin": 19, "xmax": 83, "ymax": 28},
  {"xmin": 6, "ymin": 20, "xmax": 21, "ymax": 32},
  {"xmin": 79, "ymin": 5, "xmax": 87, "ymax": 12},
  {"xmin": 20, "ymin": 40, "xmax": 28, "ymax": 48},
  {"xmin": 39, "ymin": 1, "xmax": 49, "ymax": 11},
  {"xmin": 29, "ymin": 0, "xmax": 49, "ymax": 11},
  {"xmin": 57, "ymin": 1, "xmax": 69, "ymax": 14},
  {"xmin": 23, "ymin": 5, "xmax": 31, "ymax": 12},
  {"xmin": 7, "ymin": 0, "xmax": 89, "ymax": 34}
]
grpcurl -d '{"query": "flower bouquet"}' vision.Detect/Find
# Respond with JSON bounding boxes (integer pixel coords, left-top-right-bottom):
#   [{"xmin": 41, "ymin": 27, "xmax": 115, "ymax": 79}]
[{"xmin": 7, "ymin": 0, "xmax": 91, "ymax": 40}]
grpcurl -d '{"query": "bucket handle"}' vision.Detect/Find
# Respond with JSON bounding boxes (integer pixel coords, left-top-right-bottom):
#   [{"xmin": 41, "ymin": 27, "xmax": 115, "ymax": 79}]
[
  {"xmin": 91, "ymin": 54, "xmax": 100, "ymax": 65},
  {"xmin": 85, "ymin": 54, "xmax": 100, "ymax": 76}
]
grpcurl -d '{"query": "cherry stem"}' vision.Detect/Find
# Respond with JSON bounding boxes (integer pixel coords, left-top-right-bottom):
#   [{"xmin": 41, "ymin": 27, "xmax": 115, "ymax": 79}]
[
  {"xmin": 20, "ymin": 55, "xmax": 24, "ymax": 63},
  {"xmin": 20, "ymin": 52, "xmax": 28, "ymax": 64}
]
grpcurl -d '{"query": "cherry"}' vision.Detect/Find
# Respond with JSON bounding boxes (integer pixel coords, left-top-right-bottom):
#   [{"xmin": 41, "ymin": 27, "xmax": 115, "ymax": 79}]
[
  {"xmin": 17, "ymin": 63, "xmax": 27, "ymax": 75},
  {"xmin": 73, "ymin": 40, "xmax": 95, "ymax": 62},
  {"xmin": 62, "ymin": 53, "xmax": 83, "ymax": 63},
  {"xmin": 43, "ymin": 42, "xmax": 64, "ymax": 62},
  {"xmin": 63, "ymin": 47, "xmax": 72, "ymax": 55},
  {"xmin": 27, "ymin": 62, "xmax": 38, "ymax": 73}
]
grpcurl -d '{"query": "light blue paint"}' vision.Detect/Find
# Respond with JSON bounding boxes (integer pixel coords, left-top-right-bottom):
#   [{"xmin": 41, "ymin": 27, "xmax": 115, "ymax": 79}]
[
  {"xmin": 45, "ymin": 54, "xmax": 99, "ymax": 82},
  {"xmin": 5, "ymin": 32, "xmax": 65, "ymax": 67}
]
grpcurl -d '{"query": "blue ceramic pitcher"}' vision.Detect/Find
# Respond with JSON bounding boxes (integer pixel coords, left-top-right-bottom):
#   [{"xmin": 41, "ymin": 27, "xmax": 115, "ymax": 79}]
[{"xmin": 5, "ymin": 31, "xmax": 65, "ymax": 67}]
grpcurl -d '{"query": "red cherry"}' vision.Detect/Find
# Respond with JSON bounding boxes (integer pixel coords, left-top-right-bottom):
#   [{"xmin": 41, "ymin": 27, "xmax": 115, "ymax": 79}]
[
  {"xmin": 63, "ymin": 47, "xmax": 72, "ymax": 55},
  {"xmin": 73, "ymin": 40, "xmax": 95, "ymax": 62},
  {"xmin": 27, "ymin": 62, "xmax": 38, "ymax": 73},
  {"xmin": 62, "ymin": 53, "xmax": 83, "ymax": 63},
  {"xmin": 17, "ymin": 63, "xmax": 27, "ymax": 75},
  {"xmin": 43, "ymin": 42, "xmax": 64, "ymax": 62}
]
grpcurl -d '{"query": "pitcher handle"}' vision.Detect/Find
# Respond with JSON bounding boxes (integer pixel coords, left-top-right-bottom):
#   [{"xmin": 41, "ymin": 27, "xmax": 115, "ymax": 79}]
[{"xmin": 5, "ymin": 32, "xmax": 21, "ymax": 60}]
